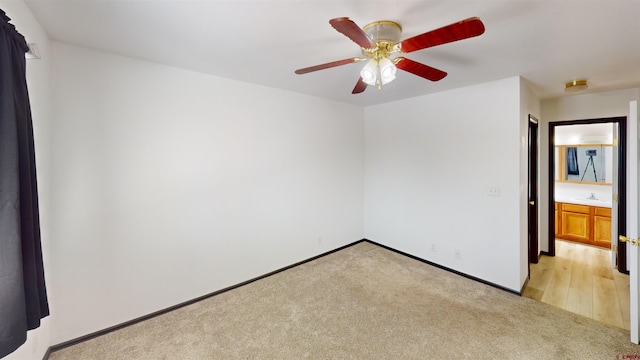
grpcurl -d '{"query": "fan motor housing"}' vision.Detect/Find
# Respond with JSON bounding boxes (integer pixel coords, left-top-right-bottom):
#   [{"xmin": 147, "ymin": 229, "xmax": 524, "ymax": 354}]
[
  {"xmin": 361, "ymin": 21, "xmax": 402, "ymax": 60},
  {"xmin": 363, "ymin": 21, "xmax": 402, "ymax": 43}
]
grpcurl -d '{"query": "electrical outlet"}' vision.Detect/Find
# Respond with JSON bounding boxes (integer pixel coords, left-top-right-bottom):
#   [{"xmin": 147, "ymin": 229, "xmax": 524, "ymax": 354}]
[
  {"xmin": 317, "ymin": 236, "xmax": 323, "ymax": 245},
  {"xmin": 487, "ymin": 186, "xmax": 500, "ymax": 197},
  {"xmin": 454, "ymin": 249, "xmax": 462, "ymax": 259},
  {"xmin": 431, "ymin": 244, "xmax": 437, "ymax": 252}
]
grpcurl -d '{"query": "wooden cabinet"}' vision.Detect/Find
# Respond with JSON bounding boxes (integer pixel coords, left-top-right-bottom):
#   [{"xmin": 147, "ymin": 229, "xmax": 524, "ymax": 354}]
[
  {"xmin": 593, "ymin": 207, "xmax": 612, "ymax": 248},
  {"xmin": 555, "ymin": 202, "xmax": 611, "ymax": 249},
  {"xmin": 561, "ymin": 203, "xmax": 591, "ymax": 243}
]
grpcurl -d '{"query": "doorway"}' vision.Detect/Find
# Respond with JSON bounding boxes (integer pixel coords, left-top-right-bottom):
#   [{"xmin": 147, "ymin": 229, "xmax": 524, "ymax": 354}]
[
  {"xmin": 522, "ymin": 116, "xmax": 630, "ymax": 330},
  {"xmin": 548, "ymin": 117, "xmax": 627, "ymax": 273}
]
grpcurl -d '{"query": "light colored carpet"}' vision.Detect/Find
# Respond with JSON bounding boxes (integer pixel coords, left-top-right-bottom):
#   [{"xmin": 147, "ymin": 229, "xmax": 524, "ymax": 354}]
[{"xmin": 49, "ymin": 241, "xmax": 639, "ymax": 359}]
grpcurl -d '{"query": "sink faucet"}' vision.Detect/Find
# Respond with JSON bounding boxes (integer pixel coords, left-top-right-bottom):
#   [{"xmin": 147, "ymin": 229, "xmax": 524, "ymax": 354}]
[{"xmin": 587, "ymin": 193, "xmax": 597, "ymax": 200}]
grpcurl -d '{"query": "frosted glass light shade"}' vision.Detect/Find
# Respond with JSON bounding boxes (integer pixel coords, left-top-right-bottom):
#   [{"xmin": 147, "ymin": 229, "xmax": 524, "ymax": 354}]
[
  {"xmin": 379, "ymin": 58, "xmax": 396, "ymax": 85},
  {"xmin": 360, "ymin": 59, "xmax": 377, "ymax": 86}
]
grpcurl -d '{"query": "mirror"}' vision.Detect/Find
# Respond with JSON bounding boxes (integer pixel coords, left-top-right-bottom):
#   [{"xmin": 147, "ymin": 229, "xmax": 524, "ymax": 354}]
[{"xmin": 555, "ymin": 144, "xmax": 612, "ymax": 184}]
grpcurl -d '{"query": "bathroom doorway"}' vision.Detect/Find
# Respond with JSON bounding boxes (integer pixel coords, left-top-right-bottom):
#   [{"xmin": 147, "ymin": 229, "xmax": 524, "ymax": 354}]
[
  {"xmin": 548, "ymin": 117, "xmax": 627, "ymax": 273},
  {"xmin": 523, "ymin": 116, "xmax": 629, "ymax": 329}
]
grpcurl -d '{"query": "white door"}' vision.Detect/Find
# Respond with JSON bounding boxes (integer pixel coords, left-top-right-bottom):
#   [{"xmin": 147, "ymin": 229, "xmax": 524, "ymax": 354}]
[{"xmin": 627, "ymin": 100, "xmax": 639, "ymax": 343}]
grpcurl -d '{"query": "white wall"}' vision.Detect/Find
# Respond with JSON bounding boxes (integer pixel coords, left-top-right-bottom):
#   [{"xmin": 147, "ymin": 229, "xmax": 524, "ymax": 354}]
[
  {"xmin": 543, "ymin": 88, "xmax": 640, "ymax": 122},
  {"xmin": 6, "ymin": 1, "xmax": 598, "ymax": 348},
  {"xmin": 364, "ymin": 76, "xmax": 525, "ymax": 291},
  {"xmin": 0, "ymin": 1, "xmax": 53, "ymax": 359},
  {"xmin": 48, "ymin": 42, "xmax": 365, "ymax": 343},
  {"xmin": 520, "ymin": 80, "xmax": 541, "ymax": 286},
  {"xmin": 539, "ymin": 87, "xmax": 640, "ymax": 252}
]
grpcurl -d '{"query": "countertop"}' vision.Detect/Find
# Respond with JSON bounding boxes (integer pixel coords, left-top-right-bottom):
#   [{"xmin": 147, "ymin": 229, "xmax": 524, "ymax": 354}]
[{"xmin": 555, "ymin": 196, "xmax": 612, "ymax": 208}]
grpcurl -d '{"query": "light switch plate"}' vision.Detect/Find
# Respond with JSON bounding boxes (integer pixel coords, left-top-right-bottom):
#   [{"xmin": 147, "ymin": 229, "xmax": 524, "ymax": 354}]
[{"xmin": 487, "ymin": 186, "xmax": 500, "ymax": 197}]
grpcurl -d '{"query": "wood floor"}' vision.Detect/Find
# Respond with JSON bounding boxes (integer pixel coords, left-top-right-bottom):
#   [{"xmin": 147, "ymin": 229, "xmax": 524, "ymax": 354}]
[{"xmin": 523, "ymin": 240, "xmax": 630, "ymax": 330}]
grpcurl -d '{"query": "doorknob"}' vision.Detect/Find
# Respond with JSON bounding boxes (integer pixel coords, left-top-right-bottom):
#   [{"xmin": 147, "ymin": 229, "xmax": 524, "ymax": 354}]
[{"xmin": 619, "ymin": 235, "xmax": 638, "ymax": 246}]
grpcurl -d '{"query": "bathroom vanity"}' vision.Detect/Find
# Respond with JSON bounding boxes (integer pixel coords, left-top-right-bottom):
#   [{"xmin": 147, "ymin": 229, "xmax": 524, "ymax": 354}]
[
  {"xmin": 554, "ymin": 138, "xmax": 613, "ymax": 249},
  {"xmin": 554, "ymin": 200, "xmax": 611, "ymax": 249}
]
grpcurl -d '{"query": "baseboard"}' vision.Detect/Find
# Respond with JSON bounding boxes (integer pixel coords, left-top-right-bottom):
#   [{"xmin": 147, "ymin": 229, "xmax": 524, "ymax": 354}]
[
  {"xmin": 363, "ymin": 239, "xmax": 521, "ymax": 296},
  {"xmin": 46, "ymin": 238, "xmax": 367, "ymax": 356},
  {"xmin": 46, "ymin": 237, "xmax": 521, "ymax": 356}
]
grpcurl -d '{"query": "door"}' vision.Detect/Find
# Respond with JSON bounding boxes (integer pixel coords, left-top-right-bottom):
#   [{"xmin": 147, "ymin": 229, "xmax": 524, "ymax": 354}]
[
  {"xmin": 528, "ymin": 115, "xmax": 539, "ymax": 265},
  {"xmin": 617, "ymin": 119, "xmax": 629, "ymax": 274},
  {"xmin": 624, "ymin": 100, "xmax": 639, "ymax": 343},
  {"xmin": 611, "ymin": 123, "xmax": 619, "ymax": 268}
]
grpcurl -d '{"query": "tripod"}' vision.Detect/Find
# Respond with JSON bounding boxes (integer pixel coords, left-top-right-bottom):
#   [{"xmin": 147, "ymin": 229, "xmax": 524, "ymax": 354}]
[{"xmin": 580, "ymin": 155, "xmax": 598, "ymax": 182}]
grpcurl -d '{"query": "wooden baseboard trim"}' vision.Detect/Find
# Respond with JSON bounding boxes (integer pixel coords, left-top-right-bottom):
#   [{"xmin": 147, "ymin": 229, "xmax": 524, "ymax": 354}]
[
  {"xmin": 46, "ymin": 239, "xmax": 367, "ymax": 356},
  {"xmin": 363, "ymin": 239, "xmax": 521, "ymax": 296}
]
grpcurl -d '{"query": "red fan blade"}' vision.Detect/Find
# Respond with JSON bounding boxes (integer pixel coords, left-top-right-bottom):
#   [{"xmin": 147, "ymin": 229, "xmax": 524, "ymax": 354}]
[
  {"xmin": 399, "ymin": 17, "xmax": 485, "ymax": 53},
  {"xmin": 352, "ymin": 77, "xmax": 368, "ymax": 94},
  {"xmin": 395, "ymin": 57, "xmax": 447, "ymax": 81},
  {"xmin": 329, "ymin": 17, "xmax": 376, "ymax": 49},
  {"xmin": 295, "ymin": 58, "xmax": 362, "ymax": 74}
]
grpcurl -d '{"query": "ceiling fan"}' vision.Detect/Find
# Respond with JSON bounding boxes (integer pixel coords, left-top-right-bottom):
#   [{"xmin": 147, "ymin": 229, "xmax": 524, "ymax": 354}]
[{"xmin": 295, "ymin": 17, "xmax": 485, "ymax": 94}]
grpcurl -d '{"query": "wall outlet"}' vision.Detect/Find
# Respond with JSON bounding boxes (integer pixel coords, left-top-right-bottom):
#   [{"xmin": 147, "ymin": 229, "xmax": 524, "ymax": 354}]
[
  {"xmin": 317, "ymin": 236, "xmax": 323, "ymax": 245},
  {"xmin": 431, "ymin": 244, "xmax": 437, "ymax": 252},
  {"xmin": 454, "ymin": 249, "xmax": 462, "ymax": 259},
  {"xmin": 487, "ymin": 186, "xmax": 500, "ymax": 197}
]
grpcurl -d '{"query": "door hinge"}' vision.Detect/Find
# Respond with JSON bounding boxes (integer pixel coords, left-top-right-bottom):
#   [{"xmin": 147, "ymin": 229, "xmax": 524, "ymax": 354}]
[
  {"xmin": 613, "ymin": 138, "xmax": 619, "ymax": 146},
  {"xmin": 613, "ymin": 193, "xmax": 619, "ymax": 202}
]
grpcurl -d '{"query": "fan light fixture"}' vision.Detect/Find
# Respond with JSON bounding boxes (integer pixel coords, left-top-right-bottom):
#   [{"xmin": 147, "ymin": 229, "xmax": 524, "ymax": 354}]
[
  {"xmin": 360, "ymin": 58, "xmax": 397, "ymax": 86},
  {"xmin": 565, "ymin": 80, "xmax": 588, "ymax": 92},
  {"xmin": 379, "ymin": 58, "xmax": 397, "ymax": 84},
  {"xmin": 359, "ymin": 21, "xmax": 402, "ymax": 89},
  {"xmin": 294, "ymin": 17, "xmax": 486, "ymax": 94},
  {"xmin": 360, "ymin": 59, "xmax": 377, "ymax": 85}
]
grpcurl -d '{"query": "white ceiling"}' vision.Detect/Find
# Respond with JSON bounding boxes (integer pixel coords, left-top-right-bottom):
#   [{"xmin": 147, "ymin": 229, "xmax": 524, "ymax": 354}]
[{"xmin": 21, "ymin": 0, "xmax": 640, "ymax": 107}]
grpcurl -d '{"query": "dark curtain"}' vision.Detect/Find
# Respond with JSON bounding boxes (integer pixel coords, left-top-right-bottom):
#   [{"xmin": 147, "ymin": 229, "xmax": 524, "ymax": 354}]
[
  {"xmin": 566, "ymin": 146, "xmax": 579, "ymax": 175},
  {"xmin": 0, "ymin": 9, "xmax": 49, "ymax": 359}
]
